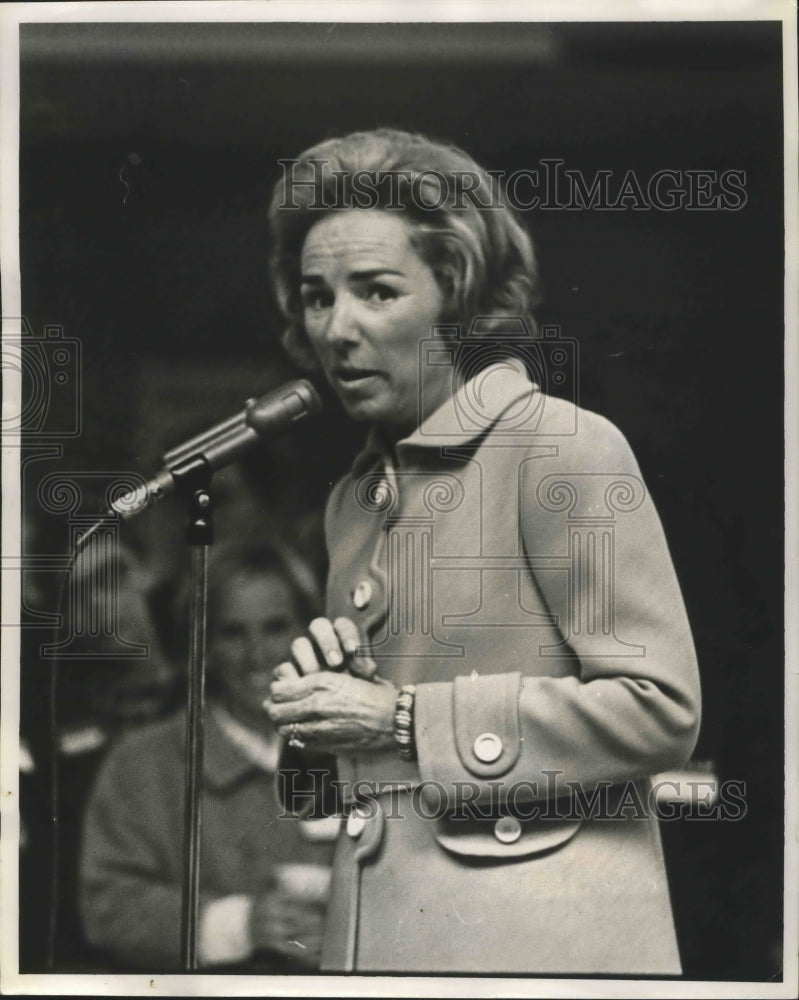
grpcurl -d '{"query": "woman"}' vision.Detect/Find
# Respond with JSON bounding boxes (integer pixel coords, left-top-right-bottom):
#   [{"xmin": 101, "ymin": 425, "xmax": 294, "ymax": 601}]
[
  {"xmin": 80, "ymin": 540, "xmax": 334, "ymax": 970},
  {"xmin": 264, "ymin": 129, "xmax": 701, "ymax": 975}
]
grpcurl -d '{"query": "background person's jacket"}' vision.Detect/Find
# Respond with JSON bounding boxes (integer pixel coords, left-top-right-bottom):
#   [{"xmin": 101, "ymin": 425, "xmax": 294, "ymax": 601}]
[{"xmin": 80, "ymin": 705, "xmax": 334, "ymax": 971}]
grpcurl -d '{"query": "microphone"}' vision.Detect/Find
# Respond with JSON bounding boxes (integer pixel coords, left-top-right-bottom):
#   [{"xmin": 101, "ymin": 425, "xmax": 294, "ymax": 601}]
[{"xmin": 110, "ymin": 379, "xmax": 322, "ymax": 518}]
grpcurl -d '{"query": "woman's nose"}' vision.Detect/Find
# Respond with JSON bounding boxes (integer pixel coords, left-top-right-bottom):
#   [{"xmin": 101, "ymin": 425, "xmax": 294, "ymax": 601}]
[{"xmin": 325, "ymin": 293, "xmax": 361, "ymax": 346}]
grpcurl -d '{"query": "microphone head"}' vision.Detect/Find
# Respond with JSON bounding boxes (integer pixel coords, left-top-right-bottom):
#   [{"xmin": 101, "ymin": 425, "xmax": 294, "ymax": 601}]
[
  {"xmin": 245, "ymin": 379, "xmax": 323, "ymax": 436},
  {"xmin": 108, "ymin": 468, "xmax": 175, "ymax": 518},
  {"xmin": 295, "ymin": 379, "xmax": 323, "ymax": 415},
  {"xmin": 108, "ymin": 483, "xmax": 151, "ymax": 518}
]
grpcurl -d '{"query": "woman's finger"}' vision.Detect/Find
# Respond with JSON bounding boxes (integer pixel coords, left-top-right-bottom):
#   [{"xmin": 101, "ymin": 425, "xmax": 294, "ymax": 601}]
[
  {"xmin": 291, "ymin": 635, "xmax": 322, "ymax": 675},
  {"xmin": 272, "ymin": 661, "xmax": 301, "ymax": 682},
  {"xmin": 268, "ymin": 674, "xmax": 319, "ymax": 703},
  {"xmin": 333, "ymin": 617, "xmax": 377, "ymax": 679},
  {"xmin": 351, "ymin": 653, "xmax": 378, "ymax": 681},
  {"xmin": 308, "ymin": 617, "xmax": 345, "ymax": 669},
  {"xmin": 276, "ymin": 717, "xmax": 368, "ymax": 752},
  {"xmin": 269, "ymin": 695, "xmax": 322, "ymax": 724},
  {"xmin": 332, "ymin": 617, "xmax": 360, "ymax": 656}
]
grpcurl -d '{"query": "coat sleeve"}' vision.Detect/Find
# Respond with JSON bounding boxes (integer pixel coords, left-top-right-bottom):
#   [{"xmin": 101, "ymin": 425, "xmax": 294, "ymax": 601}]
[
  {"xmin": 413, "ymin": 410, "xmax": 701, "ymax": 807},
  {"xmin": 79, "ymin": 734, "xmax": 211, "ymax": 969}
]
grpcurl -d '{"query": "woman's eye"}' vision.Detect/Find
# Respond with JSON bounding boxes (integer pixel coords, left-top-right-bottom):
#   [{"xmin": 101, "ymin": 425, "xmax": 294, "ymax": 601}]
[
  {"xmin": 365, "ymin": 283, "xmax": 398, "ymax": 304},
  {"xmin": 301, "ymin": 289, "xmax": 332, "ymax": 311}
]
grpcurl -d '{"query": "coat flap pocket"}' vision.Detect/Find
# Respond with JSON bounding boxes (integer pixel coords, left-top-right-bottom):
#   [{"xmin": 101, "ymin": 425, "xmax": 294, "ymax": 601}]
[
  {"xmin": 453, "ymin": 671, "xmax": 522, "ymax": 778},
  {"xmin": 434, "ymin": 812, "xmax": 582, "ymax": 860}
]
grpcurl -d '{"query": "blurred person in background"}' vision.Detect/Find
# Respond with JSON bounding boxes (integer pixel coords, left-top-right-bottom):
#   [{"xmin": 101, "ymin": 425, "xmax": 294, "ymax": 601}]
[
  {"xmin": 19, "ymin": 529, "xmax": 176, "ymax": 970},
  {"xmin": 79, "ymin": 538, "xmax": 336, "ymax": 971}
]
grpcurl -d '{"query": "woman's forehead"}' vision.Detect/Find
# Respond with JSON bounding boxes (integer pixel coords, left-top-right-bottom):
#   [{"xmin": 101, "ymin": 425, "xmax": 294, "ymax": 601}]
[{"xmin": 301, "ymin": 210, "xmax": 416, "ymax": 272}]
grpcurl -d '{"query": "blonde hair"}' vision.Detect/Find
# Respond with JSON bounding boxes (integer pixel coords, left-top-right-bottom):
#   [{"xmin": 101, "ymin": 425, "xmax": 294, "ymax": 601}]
[{"xmin": 268, "ymin": 128, "xmax": 541, "ymax": 369}]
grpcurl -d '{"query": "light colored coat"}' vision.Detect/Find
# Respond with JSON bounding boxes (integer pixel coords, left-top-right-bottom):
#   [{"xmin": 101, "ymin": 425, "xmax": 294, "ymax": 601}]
[{"xmin": 313, "ymin": 365, "xmax": 700, "ymax": 974}]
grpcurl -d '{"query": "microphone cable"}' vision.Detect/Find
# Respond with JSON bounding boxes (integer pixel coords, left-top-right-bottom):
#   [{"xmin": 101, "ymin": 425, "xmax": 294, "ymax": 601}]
[{"xmin": 45, "ymin": 516, "xmax": 105, "ymax": 970}]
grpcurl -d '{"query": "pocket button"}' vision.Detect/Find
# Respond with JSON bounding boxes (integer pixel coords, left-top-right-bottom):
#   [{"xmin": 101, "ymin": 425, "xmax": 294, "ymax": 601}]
[
  {"xmin": 473, "ymin": 732, "xmax": 503, "ymax": 763},
  {"xmin": 347, "ymin": 807, "xmax": 368, "ymax": 838},
  {"xmin": 494, "ymin": 816, "xmax": 522, "ymax": 844},
  {"xmin": 352, "ymin": 581, "xmax": 372, "ymax": 610}
]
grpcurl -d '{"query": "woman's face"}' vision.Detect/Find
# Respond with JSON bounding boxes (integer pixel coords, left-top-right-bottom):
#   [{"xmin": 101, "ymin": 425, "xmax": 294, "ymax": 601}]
[
  {"xmin": 300, "ymin": 210, "xmax": 451, "ymax": 434},
  {"xmin": 208, "ymin": 571, "xmax": 302, "ymax": 730}
]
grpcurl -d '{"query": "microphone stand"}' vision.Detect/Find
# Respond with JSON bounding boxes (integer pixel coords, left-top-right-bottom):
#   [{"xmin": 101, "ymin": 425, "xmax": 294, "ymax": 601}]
[
  {"xmin": 172, "ymin": 454, "xmax": 215, "ymax": 971},
  {"xmin": 98, "ymin": 379, "xmax": 321, "ymax": 969}
]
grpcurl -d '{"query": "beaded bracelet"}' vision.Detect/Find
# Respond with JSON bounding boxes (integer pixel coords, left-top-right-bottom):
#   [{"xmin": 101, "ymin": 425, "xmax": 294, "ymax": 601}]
[{"xmin": 393, "ymin": 684, "xmax": 417, "ymax": 762}]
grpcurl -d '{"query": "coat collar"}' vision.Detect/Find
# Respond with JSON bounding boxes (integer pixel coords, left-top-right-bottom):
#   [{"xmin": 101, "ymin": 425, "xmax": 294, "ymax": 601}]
[
  {"xmin": 352, "ymin": 362, "xmax": 538, "ymax": 476},
  {"xmin": 202, "ymin": 701, "xmax": 276, "ymax": 792}
]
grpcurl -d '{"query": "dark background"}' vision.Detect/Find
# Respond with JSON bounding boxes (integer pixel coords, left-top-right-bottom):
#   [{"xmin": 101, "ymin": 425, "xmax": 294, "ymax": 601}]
[{"xmin": 18, "ymin": 20, "xmax": 784, "ymax": 980}]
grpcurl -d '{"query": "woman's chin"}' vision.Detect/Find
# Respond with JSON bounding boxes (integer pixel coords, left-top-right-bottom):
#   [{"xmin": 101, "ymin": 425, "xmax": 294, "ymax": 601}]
[
  {"xmin": 340, "ymin": 397, "xmax": 386, "ymax": 423},
  {"xmin": 339, "ymin": 394, "xmax": 414, "ymax": 430}
]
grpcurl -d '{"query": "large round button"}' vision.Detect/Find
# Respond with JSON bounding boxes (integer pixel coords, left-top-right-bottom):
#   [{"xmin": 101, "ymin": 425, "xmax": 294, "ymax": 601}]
[
  {"xmin": 494, "ymin": 816, "xmax": 522, "ymax": 844},
  {"xmin": 347, "ymin": 808, "xmax": 368, "ymax": 838},
  {"xmin": 352, "ymin": 580, "xmax": 372, "ymax": 610},
  {"xmin": 473, "ymin": 732, "xmax": 503, "ymax": 763}
]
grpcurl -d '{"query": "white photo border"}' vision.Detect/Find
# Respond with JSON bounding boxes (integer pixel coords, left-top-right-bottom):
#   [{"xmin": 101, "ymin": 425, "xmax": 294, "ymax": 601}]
[{"xmin": 2, "ymin": 2, "xmax": 796, "ymax": 997}]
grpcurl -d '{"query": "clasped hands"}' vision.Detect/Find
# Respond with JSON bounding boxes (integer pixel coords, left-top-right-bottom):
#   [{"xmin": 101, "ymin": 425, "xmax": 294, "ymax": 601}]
[{"xmin": 263, "ymin": 617, "xmax": 397, "ymax": 755}]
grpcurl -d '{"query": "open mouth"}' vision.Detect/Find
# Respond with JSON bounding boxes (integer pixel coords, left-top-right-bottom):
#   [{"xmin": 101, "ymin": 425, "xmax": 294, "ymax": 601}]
[{"xmin": 335, "ymin": 368, "xmax": 382, "ymax": 384}]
